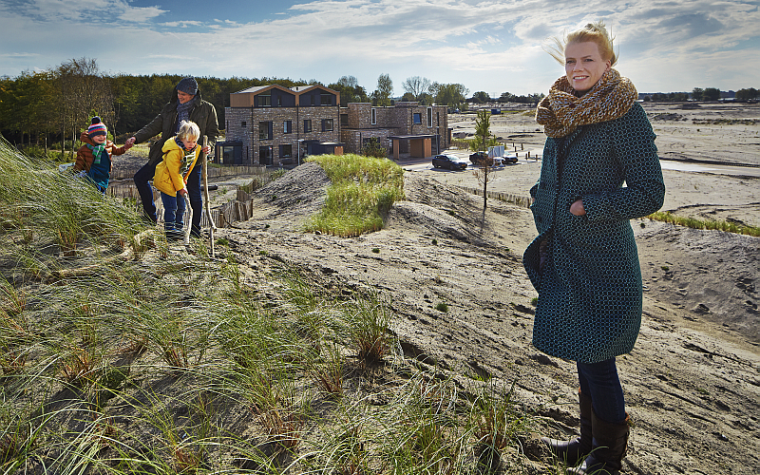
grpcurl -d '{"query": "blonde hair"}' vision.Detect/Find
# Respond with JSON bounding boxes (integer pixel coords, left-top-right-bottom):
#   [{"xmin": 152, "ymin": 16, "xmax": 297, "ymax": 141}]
[
  {"xmin": 177, "ymin": 120, "xmax": 200, "ymax": 142},
  {"xmin": 547, "ymin": 21, "xmax": 617, "ymax": 66}
]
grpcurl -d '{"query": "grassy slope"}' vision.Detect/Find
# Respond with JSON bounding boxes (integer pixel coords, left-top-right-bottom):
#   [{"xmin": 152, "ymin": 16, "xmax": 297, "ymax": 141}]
[{"xmin": 0, "ymin": 145, "xmax": 540, "ymax": 474}]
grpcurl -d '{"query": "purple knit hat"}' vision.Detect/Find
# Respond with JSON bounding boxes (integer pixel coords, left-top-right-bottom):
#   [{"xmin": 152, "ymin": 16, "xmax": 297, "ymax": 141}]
[{"xmin": 87, "ymin": 117, "xmax": 107, "ymax": 138}]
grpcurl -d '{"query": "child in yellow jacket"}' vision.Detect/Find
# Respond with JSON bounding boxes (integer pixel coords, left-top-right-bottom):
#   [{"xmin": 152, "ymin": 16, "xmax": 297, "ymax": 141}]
[{"xmin": 153, "ymin": 120, "xmax": 201, "ymax": 240}]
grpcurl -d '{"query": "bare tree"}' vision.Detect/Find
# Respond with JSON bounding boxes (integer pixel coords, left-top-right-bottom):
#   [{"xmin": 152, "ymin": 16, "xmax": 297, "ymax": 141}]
[
  {"xmin": 56, "ymin": 58, "xmax": 115, "ymax": 159},
  {"xmin": 402, "ymin": 76, "xmax": 431, "ymax": 101}
]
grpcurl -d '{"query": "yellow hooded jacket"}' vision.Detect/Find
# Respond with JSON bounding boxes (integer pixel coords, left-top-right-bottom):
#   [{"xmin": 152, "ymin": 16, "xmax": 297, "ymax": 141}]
[{"xmin": 153, "ymin": 137, "xmax": 200, "ymax": 196}]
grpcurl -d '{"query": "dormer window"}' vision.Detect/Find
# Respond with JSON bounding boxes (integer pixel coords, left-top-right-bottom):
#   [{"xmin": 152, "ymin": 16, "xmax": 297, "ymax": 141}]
[{"xmin": 259, "ymin": 92, "xmax": 271, "ymax": 107}]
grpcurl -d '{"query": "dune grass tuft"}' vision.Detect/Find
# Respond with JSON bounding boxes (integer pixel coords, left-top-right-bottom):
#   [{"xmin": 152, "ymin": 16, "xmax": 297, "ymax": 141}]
[
  {"xmin": 305, "ymin": 154, "xmax": 405, "ymax": 237},
  {"xmin": 647, "ymin": 211, "xmax": 760, "ymax": 237}
]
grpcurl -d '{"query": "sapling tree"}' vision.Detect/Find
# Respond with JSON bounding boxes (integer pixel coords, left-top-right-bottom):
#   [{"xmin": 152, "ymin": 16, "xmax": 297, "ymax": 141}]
[{"xmin": 473, "ymin": 110, "xmax": 494, "ymax": 215}]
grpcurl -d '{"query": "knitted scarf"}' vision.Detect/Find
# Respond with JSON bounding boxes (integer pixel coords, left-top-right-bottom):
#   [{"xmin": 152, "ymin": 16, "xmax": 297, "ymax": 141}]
[
  {"xmin": 174, "ymin": 136, "xmax": 197, "ymax": 177},
  {"xmin": 176, "ymin": 98, "xmax": 194, "ymax": 133},
  {"xmin": 536, "ymin": 69, "xmax": 638, "ymax": 138},
  {"xmin": 86, "ymin": 143, "xmax": 106, "ymax": 165}
]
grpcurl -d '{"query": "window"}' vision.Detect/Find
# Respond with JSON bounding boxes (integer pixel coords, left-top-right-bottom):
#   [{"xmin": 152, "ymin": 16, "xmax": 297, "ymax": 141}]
[
  {"xmin": 258, "ymin": 93, "xmax": 271, "ymax": 107},
  {"xmin": 322, "ymin": 119, "xmax": 333, "ymax": 132},
  {"xmin": 259, "ymin": 121, "xmax": 272, "ymax": 140},
  {"xmin": 371, "ymin": 108, "xmax": 376, "ymax": 125},
  {"xmin": 284, "ymin": 120, "xmax": 292, "ymax": 134},
  {"xmin": 413, "ymin": 113, "xmax": 422, "ymax": 125},
  {"xmin": 340, "ymin": 114, "xmax": 348, "ymax": 127},
  {"xmin": 321, "ymin": 93, "xmax": 332, "ymax": 105},
  {"xmin": 303, "ymin": 119, "xmax": 312, "ymax": 133},
  {"xmin": 280, "ymin": 144, "xmax": 292, "ymax": 158},
  {"xmin": 427, "ymin": 107, "xmax": 433, "ymax": 127},
  {"xmin": 241, "ymin": 121, "xmax": 246, "ymax": 128},
  {"xmin": 277, "ymin": 95, "xmax": 283, "ymax": 107}
]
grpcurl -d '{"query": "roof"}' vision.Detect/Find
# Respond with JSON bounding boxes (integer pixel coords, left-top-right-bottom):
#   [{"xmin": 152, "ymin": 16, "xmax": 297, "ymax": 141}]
[
  {"xmin": 232, "ymin": 85, "xmax": 271, "ymax": 94},
  {"xmin": 387, "ymin": 134, "xmax": 437, "ymax": 140}
]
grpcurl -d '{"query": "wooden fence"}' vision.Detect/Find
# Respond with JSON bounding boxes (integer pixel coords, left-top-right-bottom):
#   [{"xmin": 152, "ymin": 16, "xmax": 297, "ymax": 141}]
[
  {"xmin": 106, "ymin": 177, "xmax": 263, "ymax": 229},
  {"xmin": 110, "ymin": 165, "xmax": 266, "ymax": 181},
  {"xmin": 457, "ymin": 186, "xmax": 532, "ymax": 208},
  {"xmin": 105, "ymin": 178, "xmax": 531, "ymax": 232}
]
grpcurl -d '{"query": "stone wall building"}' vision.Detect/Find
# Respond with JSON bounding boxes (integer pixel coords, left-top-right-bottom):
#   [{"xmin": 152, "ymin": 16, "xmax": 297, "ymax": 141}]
[
  {"xmin": 220, "ymin": 84, "xmax": 342, "ymax": 166},
  {"xmin": 340, "ymin": 102, "xmax": 450, "ymax": 159},
  {"xmin": 220, "ymin": 85, "xmax": 450, "ymax": 166}
]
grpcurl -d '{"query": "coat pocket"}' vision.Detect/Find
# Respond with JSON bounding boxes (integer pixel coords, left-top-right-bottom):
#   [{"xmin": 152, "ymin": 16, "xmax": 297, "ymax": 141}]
[{"xmin": 523, "ymin": 229, "xmax": 551, "ymax": 291}]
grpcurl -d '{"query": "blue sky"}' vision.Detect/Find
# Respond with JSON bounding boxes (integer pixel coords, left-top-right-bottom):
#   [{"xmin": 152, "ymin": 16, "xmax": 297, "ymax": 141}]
[{"xmin": 1, "ymin": 0, "xmax": 759, "ymax": 97}]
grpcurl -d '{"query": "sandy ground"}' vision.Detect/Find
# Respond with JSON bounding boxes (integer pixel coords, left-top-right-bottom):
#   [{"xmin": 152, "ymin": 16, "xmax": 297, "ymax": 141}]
[{"xmin": 111, "ymin": 103, "xmax": 760, "ymax": 474}]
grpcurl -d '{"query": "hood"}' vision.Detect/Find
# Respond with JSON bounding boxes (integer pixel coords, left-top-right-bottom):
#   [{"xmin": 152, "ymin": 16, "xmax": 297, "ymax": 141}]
[
  {"xmin": 162, "ymin": 136, "xmax": 183, "ymax": 154},
  {"xmin": 80, "ymin": 132, "xmax": 94, "ymax": 145}
]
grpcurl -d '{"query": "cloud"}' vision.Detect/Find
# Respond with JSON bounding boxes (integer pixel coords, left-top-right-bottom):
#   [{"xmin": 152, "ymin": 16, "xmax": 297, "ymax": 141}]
[
  {"xmin": 161, "ymin": 20, "xmax": 203, "ymax": 28},
  {"xmin": 0, "ymin": 0, "xmax": 758, "ymax": 95},
  {"xmin": 2, "ymin": 0, "xmax": 166, "ymax": 22}
]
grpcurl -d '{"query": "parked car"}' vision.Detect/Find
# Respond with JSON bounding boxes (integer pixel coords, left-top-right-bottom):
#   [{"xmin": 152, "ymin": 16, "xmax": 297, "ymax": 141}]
[
  {"xmin": 501, "ymin": 153, "xmax": 518, "ymax": 164},
  {"xmin": 469, "ymin": 151, "xmax": 505, "ymax": 167},
  {"xmin": 432, "ymin": 154, "xmax": 468, "ymax": 170}
]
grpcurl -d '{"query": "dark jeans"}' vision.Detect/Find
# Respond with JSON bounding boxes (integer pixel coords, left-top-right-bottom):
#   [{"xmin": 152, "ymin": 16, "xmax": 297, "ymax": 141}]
[
  {"xmin": 160, "ymin": 191, "xmax": 186, "ymax": 232},
  {"xmin": 134, "ymin": 160, "xmax": 158, "ymax": 223},
  {"xmin": 577, "ymin": 358, "xmax": 626, "ymax": 423},
  {"xmin": 134, "ymin": 161, "xmax": 202, "ymax": 237}
]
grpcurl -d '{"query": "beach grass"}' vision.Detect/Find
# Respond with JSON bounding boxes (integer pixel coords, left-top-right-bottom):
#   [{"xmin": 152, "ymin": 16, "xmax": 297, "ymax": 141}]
[
  {"xmin": 647, "ymin": 211, "xmax": 760, "ymax": 237},
  {"xmin": 304, "ymin": 154, "xmax": 405, "ymax": 237},
  {"xmin": 0, "ymin": 140, "xmax": 540, "ymax": 474}
]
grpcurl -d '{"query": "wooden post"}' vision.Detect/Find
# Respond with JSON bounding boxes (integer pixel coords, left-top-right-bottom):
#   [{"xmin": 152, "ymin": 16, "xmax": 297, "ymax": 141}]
[
  {"xmin": 201, "ymin": 136, "xmax": 217, "ymax": 258},
  {"xmin": 183, "ymin": 193, "xmax": 192, "ymax": 246}
]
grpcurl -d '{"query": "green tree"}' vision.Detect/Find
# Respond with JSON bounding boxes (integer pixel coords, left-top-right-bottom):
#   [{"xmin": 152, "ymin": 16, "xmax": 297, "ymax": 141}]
[
  {"xmin": 429, "ymin": 82, "xmax": 468, "ymax": 110},
  {"xmin": 328, "ymin": 75, "xmax": 369, "ymax": 105},
  {"xmin": 473, "ymin": 110, "xmax": 494, "ymax": 214},
  {"xmin": 472, "ymin": 91, "xmax": 491, "ymax": 104},
  {"xmin": 376, "ymin": 74, "xmax": 393, "ymax": 106},
  {"xmin": 691, "ymin": 87, "xmax": 704, "ymax": 101},
  {"xmin": 703, "ymin": 87, "xmax": 721, "ymax": 101},
  {"xmin": 736, "ymin": 87, "xmax": 759, "ymax": 101}
]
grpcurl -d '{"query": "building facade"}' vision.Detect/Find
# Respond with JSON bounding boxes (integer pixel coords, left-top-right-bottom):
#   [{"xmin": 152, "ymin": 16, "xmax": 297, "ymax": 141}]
[
  {"xmin": 340, "ymin": 102, "xmax": 450, "ymax": 158},
  {"xmin": 221, "ymin": 85, "xmax": 450, "ymax": 166},
  {"xmin": 221, "ymin": 84, "xmax": 343, "ymax": 166}
]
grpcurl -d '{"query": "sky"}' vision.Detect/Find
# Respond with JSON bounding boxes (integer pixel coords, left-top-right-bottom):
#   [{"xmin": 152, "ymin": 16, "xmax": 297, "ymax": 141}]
[{"xmin": 1, "ymin": 0, "xmax": 759, "ymax": 97}]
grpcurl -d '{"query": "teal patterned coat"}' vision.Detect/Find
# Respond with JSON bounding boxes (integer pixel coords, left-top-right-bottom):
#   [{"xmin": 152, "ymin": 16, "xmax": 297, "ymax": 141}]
[{"xmin": 523, "ymin": 103, "xmax": 665, "ymax": 363}]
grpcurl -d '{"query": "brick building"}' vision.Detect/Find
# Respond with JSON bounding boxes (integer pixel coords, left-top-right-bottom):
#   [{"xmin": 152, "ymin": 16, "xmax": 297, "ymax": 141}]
[
  {"xmin": 219, "ymin": 84, "xmax": 343, "ymax": 166},
  {"xmin": 340, "ymin": 102, "xmax": 450, "ymax": 160},
  {"xmin": 220, "ymin": 84, "xmax": 450, "ymax": 166}
]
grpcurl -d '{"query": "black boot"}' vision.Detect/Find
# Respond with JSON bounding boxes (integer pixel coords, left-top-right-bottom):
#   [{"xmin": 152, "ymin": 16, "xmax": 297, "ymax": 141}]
[
  {"xmin": 542, "ymin": 388, "xmax": 593, "ymax": 466},
  {"xmin": 568, "ymin": 412, "xmax": 630, "ymax": 475}
]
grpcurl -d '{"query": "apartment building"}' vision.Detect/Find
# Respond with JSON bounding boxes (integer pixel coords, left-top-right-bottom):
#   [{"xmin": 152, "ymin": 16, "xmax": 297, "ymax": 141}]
[
  {"xmin": 219, "ymin": 84, "xmax": 450, "ymax": 166},
  {"xmin": 219, "ymin": 84, "xmax": 342, "ymax": 166},
  {"xmin": 340, "ymin": 102, "xmax": 450, "ymax": 159}
]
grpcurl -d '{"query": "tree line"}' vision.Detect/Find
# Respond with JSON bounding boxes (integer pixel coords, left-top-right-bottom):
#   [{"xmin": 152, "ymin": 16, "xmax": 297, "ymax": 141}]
[
  {"xmin": 0, "ymin": 61, "xmax": 474, "ymax": 159},
  {"xmin": 643, "ymin": 87, "xmax": 759, "ymax": 102}
]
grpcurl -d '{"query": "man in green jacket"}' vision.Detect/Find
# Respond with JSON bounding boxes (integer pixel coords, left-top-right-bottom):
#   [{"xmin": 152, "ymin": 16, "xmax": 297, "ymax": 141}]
[{"xmin": 126, "ymin": 77, "xmax": 219, "ymax": 237}]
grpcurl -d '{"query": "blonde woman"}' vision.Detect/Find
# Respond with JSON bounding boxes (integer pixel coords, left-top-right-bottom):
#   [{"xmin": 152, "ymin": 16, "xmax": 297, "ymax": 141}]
[{"xmin": 523, "ymin": 22, "xmax": 665, "ymax": 475}]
